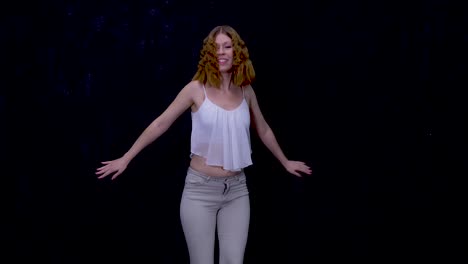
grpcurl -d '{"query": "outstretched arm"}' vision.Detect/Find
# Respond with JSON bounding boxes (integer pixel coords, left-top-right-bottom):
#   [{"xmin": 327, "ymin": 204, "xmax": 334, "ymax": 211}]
[
  {"xmin": 246, "ymin": 85, "xmax": 312, "ymax": 177},
  {"xmin": 96, "ymin": 82, "xmax": 196, "ymax": 180}
]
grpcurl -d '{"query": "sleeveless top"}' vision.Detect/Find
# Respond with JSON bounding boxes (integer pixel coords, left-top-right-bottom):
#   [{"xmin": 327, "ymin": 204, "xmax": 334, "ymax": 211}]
[{"xmin": 190, "ymin": 85, "xmax": 252, "ymax": 172}]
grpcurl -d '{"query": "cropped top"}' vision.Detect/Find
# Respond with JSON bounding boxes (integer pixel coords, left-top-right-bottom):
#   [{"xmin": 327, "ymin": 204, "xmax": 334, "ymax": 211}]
[{"xmin": 190, "ymin": 85, "xmax": 252, "ymax": 171}]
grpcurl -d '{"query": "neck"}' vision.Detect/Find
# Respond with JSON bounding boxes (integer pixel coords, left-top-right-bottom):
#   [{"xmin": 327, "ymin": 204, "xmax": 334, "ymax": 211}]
[{"xmin": 220, "ymin": 73, "xmax": 232, "ymax": 91}]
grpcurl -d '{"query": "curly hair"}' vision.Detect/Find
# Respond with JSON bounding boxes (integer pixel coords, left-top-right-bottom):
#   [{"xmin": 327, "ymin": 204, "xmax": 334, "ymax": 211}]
[{"xmin": 192, "ymin": 25, "xmax": 255, "ymax": 88}]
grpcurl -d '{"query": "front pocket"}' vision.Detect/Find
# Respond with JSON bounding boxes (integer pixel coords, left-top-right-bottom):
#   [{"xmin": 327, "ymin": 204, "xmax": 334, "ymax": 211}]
[
  {"xmin": 185, "ymin": 174, "xmax": 206, "ymax": 185},
  {"xmin": 237, "ymin": 176, "xmax": 247, "ymax": 184}
]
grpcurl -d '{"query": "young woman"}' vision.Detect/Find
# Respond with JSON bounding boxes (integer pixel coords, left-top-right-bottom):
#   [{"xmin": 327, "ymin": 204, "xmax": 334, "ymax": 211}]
[{"xmin": 96, "ymin": 25, "xmax": 312, "ymax": 264}]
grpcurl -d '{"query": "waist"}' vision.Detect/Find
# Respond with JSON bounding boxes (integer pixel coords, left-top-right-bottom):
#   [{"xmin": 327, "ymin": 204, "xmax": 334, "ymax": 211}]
[
  {"xmin": 187, "ymin": 167, "xmax": 245, "ymax": 182},
  {"xmin": 190, "ymin": 154, "xmax": 243, "ymax": 177}
]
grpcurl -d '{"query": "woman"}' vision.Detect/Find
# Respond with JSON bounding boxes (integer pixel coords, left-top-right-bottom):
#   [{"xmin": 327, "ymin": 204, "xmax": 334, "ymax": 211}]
[{"xmin": 96, "ymin": 25, "xmax": 312, "ymax": 264}]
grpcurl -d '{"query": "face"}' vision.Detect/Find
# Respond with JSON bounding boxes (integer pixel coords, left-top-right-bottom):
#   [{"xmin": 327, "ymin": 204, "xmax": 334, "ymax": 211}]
[{"xmin": 215, "ymin": 33, "xmax": 233, "ymax": 73}]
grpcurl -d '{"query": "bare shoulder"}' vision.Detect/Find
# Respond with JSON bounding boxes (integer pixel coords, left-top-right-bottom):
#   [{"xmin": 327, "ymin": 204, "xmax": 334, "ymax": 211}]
[
  {"xmin": 188, "ymin": 80, "xmax": 206, "ymax": 100},
  {"xmin": 174, "ymin": 80, "xmax": 202, "ymax": 100},
  {"xmin": 243, "ymin": 84, "xmax": 257, "ymax": 106},
  {"xmin": 183, "ymin": 80, "xmax": 206, "ymax": 111},
  {"xmin": 181, "ymin": 80, "xmax": 201, "ymax": 92}
]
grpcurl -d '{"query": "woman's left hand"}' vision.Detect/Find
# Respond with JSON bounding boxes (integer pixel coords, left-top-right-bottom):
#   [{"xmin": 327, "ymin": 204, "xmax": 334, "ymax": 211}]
[{"xmin": 283, "ymin": 160, "xmax": 312, "ymax": 177}]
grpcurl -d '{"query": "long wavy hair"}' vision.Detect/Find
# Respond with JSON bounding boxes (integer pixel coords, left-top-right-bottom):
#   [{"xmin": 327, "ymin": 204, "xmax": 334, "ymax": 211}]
[{"xmin": 192, "ymin": 25, "xmax": 255, "ymax": 88}]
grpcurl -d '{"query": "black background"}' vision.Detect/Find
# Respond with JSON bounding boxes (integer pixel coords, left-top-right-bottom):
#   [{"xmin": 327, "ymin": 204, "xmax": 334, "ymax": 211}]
[{"xmin": 9, "ymin": 0, "xmax": 467, "ymax": 263}]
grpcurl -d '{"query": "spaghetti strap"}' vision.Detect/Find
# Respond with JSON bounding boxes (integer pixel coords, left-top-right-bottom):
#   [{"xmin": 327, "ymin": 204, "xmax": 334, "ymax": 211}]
[{"xmin": 203, "ymin": 84, "xmax": 208, "ymax": 98}]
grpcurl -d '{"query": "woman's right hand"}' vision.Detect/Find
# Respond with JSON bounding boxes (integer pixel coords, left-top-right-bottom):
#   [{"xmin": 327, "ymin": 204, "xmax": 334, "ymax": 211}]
[{"xmin": 95, "ymin": 157, "xmax": 130, "ymax": 180}]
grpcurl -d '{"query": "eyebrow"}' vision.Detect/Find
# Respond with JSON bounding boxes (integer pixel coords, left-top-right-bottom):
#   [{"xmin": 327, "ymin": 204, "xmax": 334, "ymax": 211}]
[{"xmin": 216, "ymin": 41, "xmax": 232, "ymax": 45}]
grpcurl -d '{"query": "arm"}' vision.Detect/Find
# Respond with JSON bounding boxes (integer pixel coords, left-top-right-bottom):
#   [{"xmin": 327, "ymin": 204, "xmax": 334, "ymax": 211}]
[
  {"xmin": 96, "ymin": 81, "xmax": 196, "ymax": 180},
  {"xmin": 246, "ymin": 85, "xmax": 312, "ymax": 177}
]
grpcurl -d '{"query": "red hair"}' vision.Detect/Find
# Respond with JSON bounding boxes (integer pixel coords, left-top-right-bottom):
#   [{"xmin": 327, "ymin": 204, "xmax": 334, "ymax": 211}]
[{"xmin": 192, "ymin": 25, "xmax": 255, "ymax": 88}]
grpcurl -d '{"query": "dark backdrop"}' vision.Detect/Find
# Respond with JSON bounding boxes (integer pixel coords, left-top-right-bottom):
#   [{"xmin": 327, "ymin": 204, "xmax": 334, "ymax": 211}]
[{"xmin": 9, "ymin": 0, "xmax": 467, "ymax": 263}]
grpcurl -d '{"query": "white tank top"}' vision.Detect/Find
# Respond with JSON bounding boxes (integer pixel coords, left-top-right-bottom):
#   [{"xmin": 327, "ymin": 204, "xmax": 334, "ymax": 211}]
[{"xmin": 190, "ymin": 85, "xmax": 252, "ymax": 172}]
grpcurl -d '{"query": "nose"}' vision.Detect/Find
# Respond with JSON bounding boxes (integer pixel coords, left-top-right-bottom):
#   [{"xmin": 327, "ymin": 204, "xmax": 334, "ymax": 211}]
[{"xmin": 217, "ymin": 46, "xmax": 225, "ymax": 54}]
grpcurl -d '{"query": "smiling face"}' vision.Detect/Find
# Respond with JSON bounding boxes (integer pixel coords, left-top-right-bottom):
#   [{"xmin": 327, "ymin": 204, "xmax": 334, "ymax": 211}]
[
  {"xmin": 192, "ymin": 25, "xmax": 255, "ymax": 88},
  {"xmin": 215, "ymin": 32, "xmax": 233, "ymax": 73}
]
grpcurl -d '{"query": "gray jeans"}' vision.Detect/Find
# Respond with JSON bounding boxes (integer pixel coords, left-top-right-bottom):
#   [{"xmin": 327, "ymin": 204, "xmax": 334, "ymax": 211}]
[{"xmin": 180, "ymin": 167, "xmax": 250, "ymax": 264}]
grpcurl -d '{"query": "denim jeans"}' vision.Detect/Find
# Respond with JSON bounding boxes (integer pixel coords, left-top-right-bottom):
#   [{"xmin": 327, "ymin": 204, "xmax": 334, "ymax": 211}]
[{"xmin": 180, "ymin": 167, "xmax": 250, "ymax": 264}]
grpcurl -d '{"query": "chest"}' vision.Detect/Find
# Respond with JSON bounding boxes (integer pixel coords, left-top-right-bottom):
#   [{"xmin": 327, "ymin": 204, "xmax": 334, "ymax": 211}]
[{"xmin": 207, "ymin": 91, "xmax": 245, "ymax": 111}]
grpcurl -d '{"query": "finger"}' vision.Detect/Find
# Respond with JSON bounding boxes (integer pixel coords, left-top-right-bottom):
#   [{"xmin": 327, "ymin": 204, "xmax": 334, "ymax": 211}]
[
  {"xmin": 97, "ymin": 172, "xmax": 108, "ymax": 178},
  {"xmin": 96, "ymin": 166, "xmax": 107, "ymax": 172},
  {"xmin": 111, "ymin": 170, "xmax": 122, "ymax": 180},
  {"xmin": 96, "ymin": 167, "xmax": 110, "ymax": 173},
  {"xmin": 101, "ymin": 161, "xmax": 111, "ymax": 164},
  {"xmin": 97, "ymin": 170, "xmax": 113, "ymax": 179},
  {"xmin": 96, "ymin": 166, "xmax": 110, "ymax": 173},
  {"xmin": 96, "ymin": 170, "xmax": 110, "ymax": 176}
]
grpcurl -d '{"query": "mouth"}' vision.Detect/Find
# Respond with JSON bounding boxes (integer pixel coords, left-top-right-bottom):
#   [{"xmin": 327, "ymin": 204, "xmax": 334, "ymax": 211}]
[{"xmin": 218, "ymin": 59, "xmax": 228, "ymax": 65}]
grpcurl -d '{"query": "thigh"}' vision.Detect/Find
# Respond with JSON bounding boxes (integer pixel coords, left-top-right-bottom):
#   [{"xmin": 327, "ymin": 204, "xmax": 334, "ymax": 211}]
[
  {"xmin": 217, "ymin": 195, "xmax": 250, "ymax": 264},
  {"xmin": 180, "ymin": 173, "xmax": 221, "ymax": 264}
]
